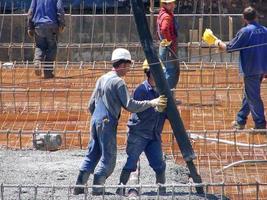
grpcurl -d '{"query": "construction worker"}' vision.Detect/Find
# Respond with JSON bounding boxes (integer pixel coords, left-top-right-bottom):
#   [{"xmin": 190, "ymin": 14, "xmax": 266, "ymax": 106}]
[
  {"xmin": 27, "ymin": 0, "xmax": 65, "ymax": 79},
  {"xmin": 116, "ymin": 60, "xmax": 167, "ymax": 195},
  {"xmin": 157, "ymin": 0, "xmax": 180, "ymax": 90},
  {"xmin": 73, "ymin": 48, "xmax": 168, "ymax": 195},
  {"xmin": 203, "ymin": 6, "xmax": 267, "ymax": 131}
]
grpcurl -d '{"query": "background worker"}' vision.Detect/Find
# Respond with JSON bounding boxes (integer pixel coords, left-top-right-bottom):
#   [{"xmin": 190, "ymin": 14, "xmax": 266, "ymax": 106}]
[
  {"xmin": 204, "ymin": 6, "xmax": 267, "ymax": 131},
  {"xmin": 116, "ymin": 60, "xmax": 167, "ymax": 195},
  {"xmin": 27, "ymin": 0, "xmax": 65, "ymax": 79},
  {"xmin": 73, "ymin": 48, "xmax": 167, "ymax": 195},
  {"xmin": 157, "ymin": 0, "xmax": 180, "ymax": 89}
]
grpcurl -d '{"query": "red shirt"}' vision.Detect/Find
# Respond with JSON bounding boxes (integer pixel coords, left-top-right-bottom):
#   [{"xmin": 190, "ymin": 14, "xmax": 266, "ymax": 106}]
[{"xmin": 157, "ymin": 7, "xmax": 177, "ymax": 53}]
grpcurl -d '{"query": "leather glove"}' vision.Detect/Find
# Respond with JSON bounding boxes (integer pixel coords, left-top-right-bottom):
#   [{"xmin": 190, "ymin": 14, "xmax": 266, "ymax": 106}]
[
  {"xmin": 155, "ymin": 105, "xmax": 166, "ymax": 112},
  {"xmin": 202, "ymin": 28, "xmax": 220, "ymax": 46},
  {"xmin": 149, "ymin": 95, "xmax": 167, "ymax": 107},
  {"xmin": 160, "ymin": 39, "xmax": 172, "ymax": 47},
  {"xmin": 27, "ymin": 29, "xmax": 34, "ymax": 38},
  {"xmin": 59, "ymin": 26, "xmax": 65, "ymax": 33}
]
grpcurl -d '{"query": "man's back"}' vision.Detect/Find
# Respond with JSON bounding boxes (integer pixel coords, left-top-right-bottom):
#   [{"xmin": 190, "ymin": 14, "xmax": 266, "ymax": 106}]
[
  {"xmin": 29, "ymin": 0, "xmax": 64, "ymax": 27},
  {"xmin": 227, "ymin": 22, "xmax": 267, "ymax": 76}
]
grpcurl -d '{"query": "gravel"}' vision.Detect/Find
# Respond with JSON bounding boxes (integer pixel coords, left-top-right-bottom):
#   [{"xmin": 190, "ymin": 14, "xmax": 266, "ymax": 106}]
[{"xmin": 0, "ymin": 149, "xmax": 228, "ymax": 200}]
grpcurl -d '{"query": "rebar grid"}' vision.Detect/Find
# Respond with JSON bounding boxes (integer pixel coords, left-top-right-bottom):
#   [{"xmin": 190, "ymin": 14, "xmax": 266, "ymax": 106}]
[
  {"xmin": 0, "ymin": 13, "xmax": 243, "ymax": 62},
  {"xmin": 0, "ymin": 62, "xmax": 267, "ymax": 199},
  {"xmin": 0, "ymin": 61, "xmax": 243, "ymax": 88},
  {"xmin": 0, "ymin": 176, "xmax": 267, "ymax": 199}
]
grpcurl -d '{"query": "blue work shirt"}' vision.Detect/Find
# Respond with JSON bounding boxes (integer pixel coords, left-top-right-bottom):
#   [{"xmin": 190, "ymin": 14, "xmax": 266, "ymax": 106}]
[
  {"xmin": 227, "ymin": 21, "xmax": 267, "ymax": 76},
  {"xmin": 28, "ymin": 0, "xmax": 65, "ymax": 29},
  {"xmin": 127, "ymin": 80, "xmax": 166, "ymax": 140}
]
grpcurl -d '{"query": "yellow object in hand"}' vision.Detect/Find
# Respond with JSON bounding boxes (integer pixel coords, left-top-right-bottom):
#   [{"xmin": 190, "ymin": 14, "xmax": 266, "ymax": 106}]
[
  {"xmin": 160, "ymin": 39, "xmax": 172, "ymax": 47},
  {"xmin": 202, "ymin": 29, "xmax": 218, "ymax": 45}
]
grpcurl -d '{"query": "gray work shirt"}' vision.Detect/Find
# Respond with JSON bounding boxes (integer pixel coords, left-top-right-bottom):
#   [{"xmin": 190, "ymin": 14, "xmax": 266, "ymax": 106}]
[{"xmin": 88, "ymin": 71, "xmax": 152, "ymax": 119}]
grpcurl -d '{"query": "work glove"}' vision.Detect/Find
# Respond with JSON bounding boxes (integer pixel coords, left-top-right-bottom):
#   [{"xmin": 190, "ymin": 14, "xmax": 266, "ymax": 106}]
[
  {"xmin": 160, "ymin": 39, "xmax": 172, "ymax": 47},
  {"xmin": 149, "ymin": 95, "xmax": 167, "ymax": 108},
  {"xmin": 155, "ymin": 105, "xmax": 167, "ymax": 112},
  {"xmin": 202, "ymin": 29, "xmax": 221, "ymax": 46},
  {"xmin": 27, "ymin": 29, "xmax": 34, "ymax": 38},
  {"xmin": 59, "ymin": 26, "xmax": 65, "ymax": 33}
]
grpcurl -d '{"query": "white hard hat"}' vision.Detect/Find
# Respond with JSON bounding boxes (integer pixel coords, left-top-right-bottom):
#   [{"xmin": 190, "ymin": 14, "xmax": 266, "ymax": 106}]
[
  {"xmin": 111, "ymin": 48, "xmax": 131, "ymax": 62},
  {"xmin": 161, "ymin": 0, "xmax": 176, "ymax": 3}
]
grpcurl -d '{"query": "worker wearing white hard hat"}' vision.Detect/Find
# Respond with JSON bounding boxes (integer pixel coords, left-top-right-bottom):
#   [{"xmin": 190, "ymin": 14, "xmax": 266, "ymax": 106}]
[{"xmin": 73, "ymin": 49, "xmax": 168, "ymax": 195}]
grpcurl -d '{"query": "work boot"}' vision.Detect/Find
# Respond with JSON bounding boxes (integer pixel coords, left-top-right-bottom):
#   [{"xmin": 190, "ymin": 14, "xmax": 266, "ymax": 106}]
[
  {"xmin": 35, "ymin": 68, "xmax": 42, "ymax": 76},
  {"xmin": 115, "ymin": 170, "xmax": 131, "ymax": 196},
  {"xmin": 156, "ymin": 171, "xmax": 166, "ymax": 194},
  {"xmin": 73, "ymin": 171, "xmax": 90, "ymax": 195},
  {"xmin": 44, "ymin": 66, "xmax": 54, "ymax": 79},
  {"xmin": 232, "ymin": 121, "xmax": 245, "ymax": 130},
  {"xmin": 44, "ymin": 72, "xmax": 54, "ymax": 79},
  {"xmin": 92, "ymin": 175, "xmax": 106, "ymax": 195}
]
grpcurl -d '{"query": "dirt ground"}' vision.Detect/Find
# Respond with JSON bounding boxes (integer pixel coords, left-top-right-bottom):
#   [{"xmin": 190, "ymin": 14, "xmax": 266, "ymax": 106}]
[{"xmin": 0, "ymin": 148, "xmax": 230, "ymax": 200}]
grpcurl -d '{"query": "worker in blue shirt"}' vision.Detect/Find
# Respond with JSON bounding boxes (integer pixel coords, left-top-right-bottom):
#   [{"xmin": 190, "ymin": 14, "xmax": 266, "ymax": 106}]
[
  {"xmin": 208, "ymin": 6, "xmax": 267, "ymax": 131},
  {"xmin": 27, "ymin": 0, "xmax": 65, "ymax": 79},
  {"xmin": 116, "ymin": 59, "xmax": 167, "ymax": 195},
  {"xmin": 73, "ymin": 49, "xmax": 168, "ymax": 195}
]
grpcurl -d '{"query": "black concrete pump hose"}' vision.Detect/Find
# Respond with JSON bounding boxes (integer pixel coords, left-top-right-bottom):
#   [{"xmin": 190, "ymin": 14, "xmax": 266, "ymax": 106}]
[{"xmin": 130, "ymin": 0, "xmax": 204, "ymax": 194}]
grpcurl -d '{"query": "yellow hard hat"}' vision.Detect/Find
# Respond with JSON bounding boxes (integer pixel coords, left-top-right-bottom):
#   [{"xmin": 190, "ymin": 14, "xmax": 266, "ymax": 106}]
[
  {"xmin": 161, "ymin": 0, "xmax": 176, "ymax": 3},
  {"xmin": 142, "ymin": 59, "xmax": 165, "ymax": 70},
  {"xmin": 142, "ymin": 59, "xmax": 150, "ymax": 70}
]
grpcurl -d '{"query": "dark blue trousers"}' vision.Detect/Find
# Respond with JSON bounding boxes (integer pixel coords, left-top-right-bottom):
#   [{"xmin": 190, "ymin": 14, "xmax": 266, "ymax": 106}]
[
  {"xmin": 123, "ymin": 133, "xmax": 166, "ymax": 174},
  {"xmin": 236, "ymin": 75, "xmax": 266, "ymax": 128},
  {"xmin": 80, "ymin": 99, "xmax": 118, "ymax": 178}
]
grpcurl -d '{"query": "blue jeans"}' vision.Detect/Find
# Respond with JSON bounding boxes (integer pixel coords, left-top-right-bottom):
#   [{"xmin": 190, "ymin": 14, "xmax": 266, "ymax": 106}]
[
  {"xmin": 80, "ymin": 99, "xmax": 118, "ymax": 178},
  {"xmin": 236, "ymin": 75, "xmax": 266, "ymax": 128},
  {"xmin": 123, "ymin": 134, "xmax": 166, "ymax": 174},
  {"xmin": 34, "ymin": 26, "xmax": 58, "ymax": 77},
  {"xmin": 159, "ymin": 46, "xmax": 180, "ymax": 89}
]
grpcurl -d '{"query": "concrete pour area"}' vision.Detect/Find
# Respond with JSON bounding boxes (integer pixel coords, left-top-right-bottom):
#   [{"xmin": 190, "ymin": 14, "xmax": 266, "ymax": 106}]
[{"xmin": 0, "ymin": 149, "xmax": 228, "ymax": 200}]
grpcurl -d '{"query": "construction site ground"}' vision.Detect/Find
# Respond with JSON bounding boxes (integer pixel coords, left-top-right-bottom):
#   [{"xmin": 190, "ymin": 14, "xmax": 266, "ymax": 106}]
[
  {"xmin": 0, "ymin": 149, "xmax": 229, "ymax": 200},
  {"xmin": 0, "ymin": 62, "xmax": 267, "ymax": 199}
]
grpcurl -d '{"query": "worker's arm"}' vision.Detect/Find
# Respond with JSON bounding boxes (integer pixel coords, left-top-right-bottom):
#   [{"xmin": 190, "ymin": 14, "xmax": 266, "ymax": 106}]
[
  {"xmin": 57, "ymin": 0, "xmax": 65, "ymax": 32},
  {"xmin": 88, "ymin": 79, "xmax": 100, "ymax": 114},
  {"xmin": 218, "ymin": 29, "xmax": 249, "ymax": 52},
  {"xmin": 117, "ymin": 81, "xmax": 167, "ymax": 113},
  {"xmin": 117, "ymin": 83, "xmax": 151, "ymax": 113},
  {"xmin": 27, "ymin": 0, "xmax": 36, "ymax": 37}
]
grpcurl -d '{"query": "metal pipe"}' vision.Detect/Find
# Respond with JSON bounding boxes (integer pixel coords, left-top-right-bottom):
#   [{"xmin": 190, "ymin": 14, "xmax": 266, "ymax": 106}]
[
  {"xmin": 0, "ymin": 13, "xmax": 243, "ymax": 17},
  {"xmin": 216, "ymin": 160, "xmax": 267, "ymax": 174},
  {"xmin": 2, "ymin": 182, "xmax": 267, "ymax": 189},
  {"xmin": 0, "ymin": 87, "xmax": 252, "ymax": 93},
  {"xmin": 190, "ymin": 133, "xmax": 267, "ymax": 148},
  {"xmin": 0, "ymin": 129, "xmax": 265, "ymax": 135}
]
